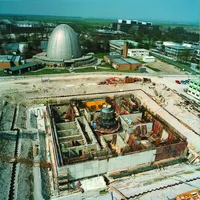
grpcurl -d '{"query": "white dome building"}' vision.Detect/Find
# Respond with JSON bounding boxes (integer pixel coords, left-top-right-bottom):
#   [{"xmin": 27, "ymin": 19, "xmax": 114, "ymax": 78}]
[
  {"xmin": 33, "ymin": 24, "xmax": 95, "ymax": 67},
  {"xmin": 47, "ymin": 24, "xmax": 81, "ymax": 60}
]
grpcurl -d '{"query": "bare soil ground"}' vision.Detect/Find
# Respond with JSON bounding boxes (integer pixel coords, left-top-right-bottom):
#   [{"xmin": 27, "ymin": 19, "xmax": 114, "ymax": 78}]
[
  {"xmin": 0, "ymin": 74, "xmax": 199, "ymax": 134},
  {"xmin": 0, "ymin": 73, "xmax": 199, "ymax": 199},
  {"xmin": 146, "ymin": 60, "xmax": 186, "ymax": 74}
]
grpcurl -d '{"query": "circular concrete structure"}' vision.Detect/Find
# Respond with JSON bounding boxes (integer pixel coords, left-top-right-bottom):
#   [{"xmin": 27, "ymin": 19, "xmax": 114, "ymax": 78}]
[{"xmin": 47, "ymin": 24, "xmax": 82, "ymax": 60}]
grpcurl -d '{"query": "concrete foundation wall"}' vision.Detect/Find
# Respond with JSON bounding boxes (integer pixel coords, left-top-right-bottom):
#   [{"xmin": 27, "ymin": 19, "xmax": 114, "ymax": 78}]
[
  {"xmin": 57, "ymin": 130, "xmax": 78, "ymax": 137},
  {"xmin": 51, "ymin": 192, "xmax": 82, "ymax": 200},
  {"xmin": 58, "ymin": 149, "xmax": 156, "ymax": 180},
  {"xmin": 128, "ymin": 122, "xmax": 153, "ymax": 134},
  {"xmin": 82, "ymin": 117, "xmax": 99, "ymax": 148},
  {"xmin": 122, "ymin": 113, "xmax": 142, "ymax": 122},
  {"xmin": 83, "ymin": 109, "xmax": 91, "ymax": 121},
  {"xmin": 56, "ymin": 122, "xmax": 76, "ymax": 130},
  {"xmin": 146, "ymin": 122, "xmax": 153, "ymax": 132}
]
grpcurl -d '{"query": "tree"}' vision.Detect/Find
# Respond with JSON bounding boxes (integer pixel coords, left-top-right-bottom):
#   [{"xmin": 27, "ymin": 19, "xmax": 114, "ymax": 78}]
[{"xmin": 178, "ymin": 50, "xmax": 191, "ymax": 62}]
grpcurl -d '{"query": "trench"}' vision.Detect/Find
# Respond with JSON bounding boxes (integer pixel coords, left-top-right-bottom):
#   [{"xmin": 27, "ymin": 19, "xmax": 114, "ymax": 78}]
[{"xmin": 8, "ymin": 105, "xmax": 20, "ymax": 200}]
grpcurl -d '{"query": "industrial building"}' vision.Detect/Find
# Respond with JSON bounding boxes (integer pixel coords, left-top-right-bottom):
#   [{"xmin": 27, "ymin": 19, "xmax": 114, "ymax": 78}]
[
  {"xmin": 33, "ymin": 24, "xmax": 95, "ymax": 67},
  {"xmin": 187, "ymin": 79, "xmax": 200, "ymax": 100},
  {"xmin": 111, "ymin": 58, "xmax": 142, "ymax": 70},
  {"xmin": 105, "ymin": 42, "xmax": 142, "ymax": 71},
  {"xmin": 46, "ymin": 91, "xmax": 188, "ymax": 197}
]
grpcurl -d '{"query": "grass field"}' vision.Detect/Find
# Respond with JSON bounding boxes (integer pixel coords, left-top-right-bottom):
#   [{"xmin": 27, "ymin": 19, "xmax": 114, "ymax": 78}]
[
  {"xmin": 0, "ymin": 67, "xmax": 138, "ymax": 76},
  {"xmin": 74, "ymin": 67, "xmax": 138, "ymax": 73},
  {"xmin": 24, "ymin": 68, "xmax": 70, "ymax": 75},
  {"xmin": 145, "ymin": 65, "xmax": 161, "ymax": 72},
  {"xmin": 0, "ymin": 15, "xmax": 115, "ymax": 27},
  {"xmin": 0, "ymin": 70, "xmax": 6, "ymax": 76},
  {"xmin": 94, "ymin": 53, "xmax": 109, "ymax": 59}
]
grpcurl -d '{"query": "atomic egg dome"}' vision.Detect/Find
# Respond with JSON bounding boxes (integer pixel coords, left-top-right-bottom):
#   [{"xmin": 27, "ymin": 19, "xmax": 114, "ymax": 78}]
[
  {"xmin": 47, "ymin": 24, "xmax": 81, "ymax": 60},
  {"xmin": 33, "ymin": 24, "xmax": 95, "ymax": 67}
]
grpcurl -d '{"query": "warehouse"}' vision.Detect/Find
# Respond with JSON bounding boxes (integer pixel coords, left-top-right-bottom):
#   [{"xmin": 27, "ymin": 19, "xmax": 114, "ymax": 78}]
[
  {"xmin": 112, "ymin": 58, "xmax": 142, "ymax": 70},
  {"xmin": 3, "ymin": 62, "xmax": 40, "ymax": 75},
  {"xmin": 104, "ymin": 56, "xmax": 142, "ymax": 71}
]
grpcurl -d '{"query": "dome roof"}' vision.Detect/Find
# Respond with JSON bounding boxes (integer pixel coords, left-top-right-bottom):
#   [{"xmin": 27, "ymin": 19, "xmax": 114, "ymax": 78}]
[{"xmin": 47, "ymin": 24, "xmax": 81, "ymax": 60}]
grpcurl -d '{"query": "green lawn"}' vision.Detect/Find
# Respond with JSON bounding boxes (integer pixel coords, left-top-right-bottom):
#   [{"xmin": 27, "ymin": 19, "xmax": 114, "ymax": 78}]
[
  {"xmin": 94, "ymin": 53, "xmax": 109, "ymax": 59},
  {"xmin": 74, "ymin": 67, "xmax": 138, "ymax": 73},
  {"xmin": 24, "ymin": 68, "xmax": 70, "ymax": 75},
  {"xmin": 0, "ymin": 70, "xmax": 6, "ymax": 76},
  {"xmin": 98, "ymin": 62, "xmax": 113, "ymax": 68},
  {"xmin": 0, "ymin": 67, "xmax": 138, "ymax": 77},
  {"xmin": 145, "ymin": 65, "xmax": 161, "ymax": 72}
]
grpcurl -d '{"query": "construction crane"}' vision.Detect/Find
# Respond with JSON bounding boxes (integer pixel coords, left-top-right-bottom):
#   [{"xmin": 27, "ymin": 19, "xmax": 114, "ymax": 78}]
[{"xmin": 0, "ymin": 155, "xmax": 51, "ymax": 168}]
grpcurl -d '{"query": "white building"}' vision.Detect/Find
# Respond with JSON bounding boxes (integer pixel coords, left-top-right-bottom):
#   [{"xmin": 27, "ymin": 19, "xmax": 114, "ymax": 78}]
[
  {"xmin": 128, "ymin": 49, "xmax": 149, "ymax": 58},
  {"xmin": 187, "ymin": 79, "xmax": 200, "ymax": 100},
  {"xmin": 109, "ymin": 40, "xmax": 138, "ymax": 54},
  {"xmin": 142, "ymin": 56, "xmax": 156, "ymax": 62}
]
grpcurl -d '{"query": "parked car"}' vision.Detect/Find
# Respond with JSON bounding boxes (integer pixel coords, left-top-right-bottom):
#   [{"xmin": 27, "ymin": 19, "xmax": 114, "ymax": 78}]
[
  {"xmin": 181, "ymin": 80, "xmax": 187, "ymax": 84},
  {"xmin": 175, "ymin": 80, "xmax": 181, "ymax": 84}
]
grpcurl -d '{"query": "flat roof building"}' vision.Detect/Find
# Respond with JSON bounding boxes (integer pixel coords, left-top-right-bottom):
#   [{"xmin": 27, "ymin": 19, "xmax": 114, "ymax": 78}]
[
  {"xmin": 104, "ymin": 55, "xmax": 142, "ymax": 71},
  {"xmin": 3, "ymin": 62, "xmax": 40, "ymax": 75},
  {"xmin": 163, "ymin": 41, "xmax": 194, "ymax": 58},
  {"xmin": 109, "ymin": 40, "xmax": 138, "ymax": 54},
  {"xmin": 0, "ymin": 55, "xmax": 21, "ymax": 69},
  {"xmin": 128, "ymin": 48, "xmax": 149, "ymax": 58},
  {"xmin": 187, "ymin": 79, "xmax": 200, "ymax": 100}
]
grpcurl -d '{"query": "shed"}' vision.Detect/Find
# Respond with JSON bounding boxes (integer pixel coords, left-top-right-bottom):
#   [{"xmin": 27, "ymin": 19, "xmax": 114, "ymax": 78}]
[{"xmin": 4, "ymin": 62, "xmax": 39, "ymax": 75}]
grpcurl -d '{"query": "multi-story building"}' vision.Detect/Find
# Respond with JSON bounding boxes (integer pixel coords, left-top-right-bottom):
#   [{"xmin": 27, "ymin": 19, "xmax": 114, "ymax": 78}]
[
  {"xmin": 187, "ymin": 79, "xmax": 200, "ymax": 100},
  {"xmin": 110, "ymin": 19, "xmax": 159, "ymax": 33},
  {"xmin": 164, "ymin": 43, "xmax": 193, "ymax": 59},
  {"xmin": 13, "ymin": 21, "xmax": 41, "ymax": 28},
  {"xmin": 128, "ymin": 48, "xmax": 149, "ymax": 58},
  {"xmin": 109, "ymin": 40, "xmax": 138, "ymax": 54},
  {"xmin": 194, "ymin": 49, "xmax": 200, "ymax": 61}
]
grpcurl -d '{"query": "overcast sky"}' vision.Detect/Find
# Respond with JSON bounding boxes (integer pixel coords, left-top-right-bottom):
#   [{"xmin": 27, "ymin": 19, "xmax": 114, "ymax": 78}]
[{"xmin": 0, "ymin": 0, "xmax": 198, "ymax": 23}]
